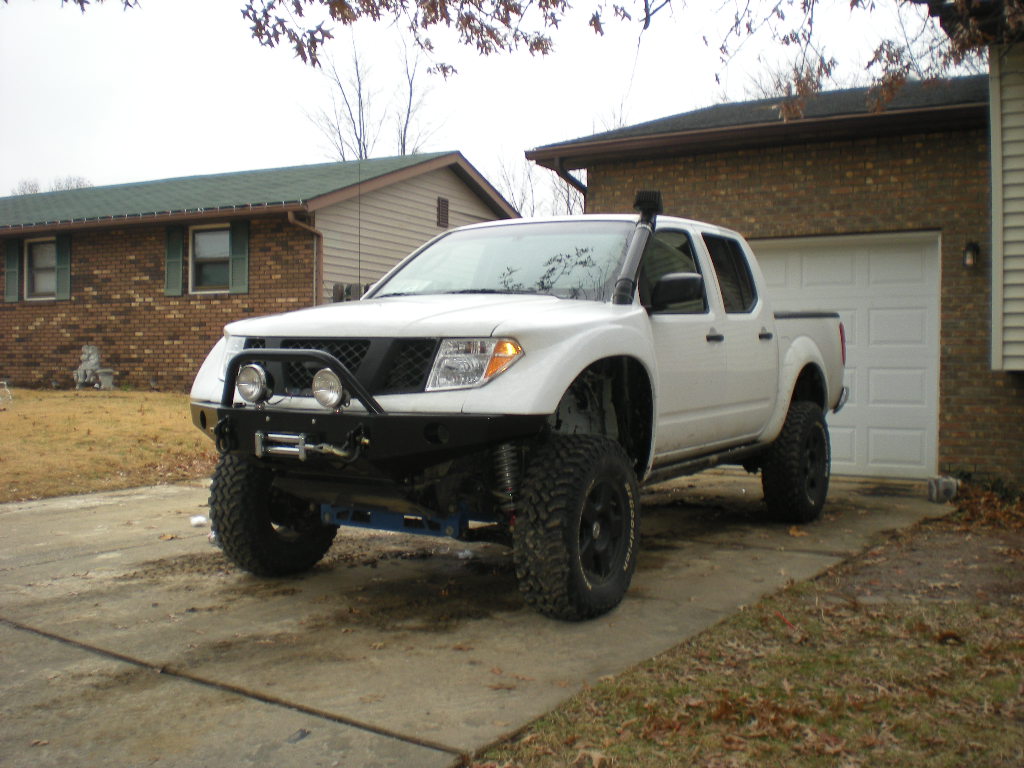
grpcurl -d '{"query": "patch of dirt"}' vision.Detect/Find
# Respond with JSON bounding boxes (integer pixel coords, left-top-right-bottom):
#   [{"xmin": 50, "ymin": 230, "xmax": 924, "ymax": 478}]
[{"xmin": 823, "ymin": 517, "xmax": 1024, "ymax": 608}]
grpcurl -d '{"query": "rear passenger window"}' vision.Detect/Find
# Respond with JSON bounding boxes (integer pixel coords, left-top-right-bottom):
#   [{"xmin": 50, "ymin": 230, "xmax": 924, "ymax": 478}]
[
  {"xmin": 702, "ymin": 234, "xmax": 757, "ymax": 313},
  {"xmin": 638, "ymin": 230, "xmax": 707, "ymax": 314}
]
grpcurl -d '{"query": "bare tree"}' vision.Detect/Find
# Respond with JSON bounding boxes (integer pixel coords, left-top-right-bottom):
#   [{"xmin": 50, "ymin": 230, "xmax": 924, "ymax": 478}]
[
  {"xmin": 11, "ymin": 176, "xmax": 92, "ymax": 195},
  {"xmin": 309, "ymin": 38, "xmax": 433, "ymax": 161},
  {"xmin": 395, "ymin": 45, "xmax": 432, "ymax": 155},
  {"xmin": 11, "ymin": 179, "xmax": 41, "ymax": 195},
  {"xmin": 26, "ymin": 0, "xmax": 1005, "ymax": 101},
  {"xmin": 496, "ymin": 156, "xmax": 538, "ymax": 217},
  {"xmin": 310, "ymin": 47, "xmax": 380, "ymax": 161}
]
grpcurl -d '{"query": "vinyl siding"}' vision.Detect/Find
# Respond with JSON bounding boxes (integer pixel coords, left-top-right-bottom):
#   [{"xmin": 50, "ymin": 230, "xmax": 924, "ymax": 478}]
[
  {"xmin": 315, "ymin": 167, "xmax": 500, "ymax": 301},
  {"xmin": 991, "ymin": 46, "xmax": 1024, "ymax": 370}
]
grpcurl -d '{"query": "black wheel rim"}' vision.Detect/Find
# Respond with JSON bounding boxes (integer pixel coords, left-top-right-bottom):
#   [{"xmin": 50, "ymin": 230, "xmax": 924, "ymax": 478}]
[
  {"xmin": 268, "ymin": 490, "xmax": 319, "ymax": 543},
  {"xmin": 578, "ymin": 479, "xmax": 629, "ymax": 584},
  {"xmin": 802, "ymin": 425, "xmax": 827, "ymax": 505}
]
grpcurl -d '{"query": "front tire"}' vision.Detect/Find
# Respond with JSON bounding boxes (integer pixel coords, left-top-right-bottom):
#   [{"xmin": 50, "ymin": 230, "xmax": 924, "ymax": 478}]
[
  {"xmin": 209, "ymin": 453, "xmax": 337, "ymax": 576},
  {"xmin": 761, "ymin": 401, "xmax": 831, "ymax": 524},
  {"xmin": 514, "ymin": 435, "xmax": 640, "ymax": 621}
]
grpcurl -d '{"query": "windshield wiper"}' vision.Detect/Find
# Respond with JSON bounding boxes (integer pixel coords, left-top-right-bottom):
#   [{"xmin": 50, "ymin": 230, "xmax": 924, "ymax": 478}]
[{"xmin": 448, "ymin": 289, "xmax": 530, "ymax": 295}]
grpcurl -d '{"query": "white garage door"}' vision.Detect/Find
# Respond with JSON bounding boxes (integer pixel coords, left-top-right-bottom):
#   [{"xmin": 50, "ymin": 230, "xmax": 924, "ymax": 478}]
[{"xmin": 750, "ymin": 232, "xmax": 940, "ymax": 479}]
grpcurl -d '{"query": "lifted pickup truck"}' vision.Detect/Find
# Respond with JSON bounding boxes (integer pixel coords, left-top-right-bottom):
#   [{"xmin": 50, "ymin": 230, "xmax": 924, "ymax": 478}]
[{"xmin": 190, "ymin": 192, "xmax": 847, "ymax": 620}]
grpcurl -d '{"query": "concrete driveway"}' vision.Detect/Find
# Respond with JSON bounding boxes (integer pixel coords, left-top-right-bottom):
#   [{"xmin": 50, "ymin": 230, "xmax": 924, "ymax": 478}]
[{"xmin": 0, "ymin": 472, "xmax": 947, "ymax": 767}]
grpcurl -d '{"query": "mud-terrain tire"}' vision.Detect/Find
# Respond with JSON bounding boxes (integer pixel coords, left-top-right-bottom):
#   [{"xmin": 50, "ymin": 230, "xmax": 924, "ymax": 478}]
[
  {"xmin": 761, "ymin": 400, "xmax": 831, "ymax": 524},
  {"xmin": 514, "ymin": 435, "xmax": 640, "ymax": 621},
  {"xmin": 209, "ymin": 453, "xmax": 337, "ymax": 576}
]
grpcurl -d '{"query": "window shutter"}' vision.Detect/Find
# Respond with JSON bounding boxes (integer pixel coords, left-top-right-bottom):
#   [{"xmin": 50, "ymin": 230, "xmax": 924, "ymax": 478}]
[
  {"xmin": 55, "ymin": 234, "xmax": 72, "ymax": 300},
  {"xmin": 4, "ymin": 240, "xmax": 20, "ymax": 303},
  {"xmin": 229, "ymin": 220, "xmax": 249, "ymax": 294},
  {"xmin": 165, "ymin": 226, "xmax": 183, "ymax": 296}
]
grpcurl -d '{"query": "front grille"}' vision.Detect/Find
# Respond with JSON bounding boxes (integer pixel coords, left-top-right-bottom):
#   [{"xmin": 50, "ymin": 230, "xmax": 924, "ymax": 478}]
[
  {"xmin": 383, "ymin": 339, "xmax": 438, "ymax": 392},
  {"xmin": 280, "ymin": 338, "xmax": 371, "ymax": 392}
]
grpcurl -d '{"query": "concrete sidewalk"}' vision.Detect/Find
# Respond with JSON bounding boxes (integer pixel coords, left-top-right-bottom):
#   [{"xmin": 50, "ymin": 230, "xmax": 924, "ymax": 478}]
[{"xmin": 0, "ymin": 473, "xmax": 948, "ymax": 767}]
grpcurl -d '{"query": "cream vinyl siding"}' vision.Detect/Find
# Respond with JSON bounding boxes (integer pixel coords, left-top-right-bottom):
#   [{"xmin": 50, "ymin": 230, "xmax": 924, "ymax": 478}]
[
  {"xmin": 991, "ymin": 46, "xmax": 1024, "ymax": 370},
  {"xmin": 316, "ymin": 167, "xmax": 500, "ymax": 302}
]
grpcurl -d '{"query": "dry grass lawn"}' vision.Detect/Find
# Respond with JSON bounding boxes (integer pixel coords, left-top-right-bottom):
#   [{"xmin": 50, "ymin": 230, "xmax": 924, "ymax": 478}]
[{"xmin": 0, "ymin": 388, "xmax": 217, "ymax": 503}]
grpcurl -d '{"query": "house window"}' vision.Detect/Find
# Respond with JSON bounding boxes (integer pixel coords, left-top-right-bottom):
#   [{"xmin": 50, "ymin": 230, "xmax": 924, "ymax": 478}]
[
  {"xmin": 26, "ymin": 240, "xmax": 58, "ymax": 300},
  {"xmin": 436, "ymin": 197, "xmax": 450, "ymax": 228},
  {"xmin": 190, "ymin": 226, "xmax": 231, "ymax": 292}
]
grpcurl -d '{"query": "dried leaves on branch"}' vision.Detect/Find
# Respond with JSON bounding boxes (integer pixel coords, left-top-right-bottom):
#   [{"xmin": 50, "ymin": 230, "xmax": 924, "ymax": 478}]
[{"xmin": 25, "ymin": 1, "xmax": 1011, "ymax": 95}]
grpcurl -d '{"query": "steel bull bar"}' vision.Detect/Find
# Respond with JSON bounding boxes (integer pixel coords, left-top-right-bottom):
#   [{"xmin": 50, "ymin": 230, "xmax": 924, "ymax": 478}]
[{"xmin": 202, "ymin": 348, "xmax": 548, "ymax": 466}]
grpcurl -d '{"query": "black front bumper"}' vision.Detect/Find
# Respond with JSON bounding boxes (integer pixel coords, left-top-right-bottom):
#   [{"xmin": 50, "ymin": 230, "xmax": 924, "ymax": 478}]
[{"xmin": 191, "ymin": 402, "xmax": 547, "ymax": 474}]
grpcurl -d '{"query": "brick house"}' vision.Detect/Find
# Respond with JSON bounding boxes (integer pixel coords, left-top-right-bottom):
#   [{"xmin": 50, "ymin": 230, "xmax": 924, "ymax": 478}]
[
  {"xmin": 528, "ymin": 74, "xmax": 1024, "ymax": 482},
  {"xmin": 0, "ymin": 152, "xmax": 516, "ymax": 391}
]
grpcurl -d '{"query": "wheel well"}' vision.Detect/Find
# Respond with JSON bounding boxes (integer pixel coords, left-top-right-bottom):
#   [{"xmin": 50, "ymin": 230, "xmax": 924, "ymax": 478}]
[
  {"xmin": 791, "ymin": 364, "xmax": 827, "ymax": 409},
  {"xmin": 549, "ymin": 357, "xmax": 653, "ymax": 474}
]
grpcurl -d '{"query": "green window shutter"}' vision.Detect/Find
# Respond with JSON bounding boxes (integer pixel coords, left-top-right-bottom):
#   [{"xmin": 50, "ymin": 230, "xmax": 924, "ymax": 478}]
[
  {"xmin": 4, "ymin": 240, "xmax": 20, "ymax": 303},
  {"xmin": 229, "ymin": 220, "xmax": 249, "ymax": 294},
  {"xmin": 55, "ymin": 234, "xmax": 72, "ymax": 300},
  {"xmin": 165, "ymin": 226, "xmax": 183, "ymax": 296}
]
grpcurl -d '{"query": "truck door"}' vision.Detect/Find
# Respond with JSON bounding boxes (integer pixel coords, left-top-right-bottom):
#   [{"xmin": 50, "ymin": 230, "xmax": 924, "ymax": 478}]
[
  {"xmin": 639, "ymin": 227, "xmax": 729, "ymax": 459},
  {"xmin": 700, "ymin": 233, "xmax": 778, "ymax": 440}
]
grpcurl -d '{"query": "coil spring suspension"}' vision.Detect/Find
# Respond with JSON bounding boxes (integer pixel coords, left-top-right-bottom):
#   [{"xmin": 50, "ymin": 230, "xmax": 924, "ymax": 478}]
[{"xmin": 493, "ymin": 442, "xmax": 519, "ymax": 520}]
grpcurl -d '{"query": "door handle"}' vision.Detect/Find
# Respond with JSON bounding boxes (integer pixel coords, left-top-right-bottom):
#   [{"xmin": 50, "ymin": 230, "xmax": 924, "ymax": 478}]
[
  {"xmin": 758, "ymin": 328, "xmax": 774, "ymax": 341},
  {"xmin": 706, "ymin": 332, "xmax": 725, "ymax": 343}
]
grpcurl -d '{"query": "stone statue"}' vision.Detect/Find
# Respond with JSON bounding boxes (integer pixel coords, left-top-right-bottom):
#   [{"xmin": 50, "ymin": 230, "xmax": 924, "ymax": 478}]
[{"xmin": 73, "ymin": 345, "xmax": 102, "ymax": 389}]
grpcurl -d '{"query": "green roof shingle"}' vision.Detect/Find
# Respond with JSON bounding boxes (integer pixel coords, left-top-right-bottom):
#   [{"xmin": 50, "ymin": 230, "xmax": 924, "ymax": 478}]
[{"xmin": 0, "ymin": 153, "xmax": 452, "ymax": 231}]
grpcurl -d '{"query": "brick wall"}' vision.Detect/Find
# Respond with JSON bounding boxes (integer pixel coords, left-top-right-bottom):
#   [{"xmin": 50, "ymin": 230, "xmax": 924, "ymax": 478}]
[
  {"xmin": 0, "ymin": 215, "xmax": 316, "ymax": 391},
  {"xmin": 585, "ymin": 128, "xmax": 1024, "ymax": 481}
]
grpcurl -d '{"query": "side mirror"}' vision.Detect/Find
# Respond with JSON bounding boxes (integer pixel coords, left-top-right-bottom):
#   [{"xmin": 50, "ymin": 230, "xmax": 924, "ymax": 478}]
[{"xmin": 651, "ymin": 272, "xmax": 704, "ymax": 312}]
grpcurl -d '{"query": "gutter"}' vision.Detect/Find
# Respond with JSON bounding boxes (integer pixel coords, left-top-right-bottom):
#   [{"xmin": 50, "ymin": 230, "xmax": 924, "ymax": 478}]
[
  {"xmin": 554, "ymin": 157, "xmax": 587, "ymax": 196},
  {"xmin": 287, "ymin": 211, "xmax": 324, "ymax": 306}
]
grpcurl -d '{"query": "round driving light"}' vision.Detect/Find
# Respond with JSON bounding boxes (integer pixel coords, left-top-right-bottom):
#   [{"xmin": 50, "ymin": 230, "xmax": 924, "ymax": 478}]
[
  {"xmin": 312, "ymin": 368, "xmax": 347, "ymax": 409},
  {"xmin": 236, "ymin": 364, "xmax": 271, "ymax": 403}
]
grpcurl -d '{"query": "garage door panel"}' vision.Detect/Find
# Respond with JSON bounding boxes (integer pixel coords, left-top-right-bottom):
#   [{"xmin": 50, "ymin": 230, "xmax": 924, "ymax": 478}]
[
  {"xmin": 868, "ymin": 427, "xmax": 928, "ymax": 468},
  {"xmin": 830, "ymin": 425, "xmax": 857, "ymax": 466},
  {"xmin": 869, "ymin": 248, "xmax": 928, "ymax": 285},
  {"xmin": 868, "ymin": 308, "xmax": 929, "ymax": 346},
  {"xmin": 751, "ymin": 232, "xmax": 939, "ymax": 478},
  {"xmin": 868, "ymin": 368, "xmax": 928, "ymax": 405},
  {"xmin": 804, "ymin": 252, "xmax": 856, "ymax": 288}
]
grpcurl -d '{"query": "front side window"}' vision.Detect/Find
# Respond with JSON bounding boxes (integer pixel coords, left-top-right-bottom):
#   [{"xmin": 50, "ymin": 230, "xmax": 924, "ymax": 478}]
[
  {"xmin": 373, "ymin": 220, "xmax": 633, "ymax": 302},
  {"xmin": 191, "ymin": 227, "xmax": 231, "ymax": 292},
  {"xmin": 703, "ymin": 234, "xmax": 757, "ymax": 313},
  {"xmin": 638, "ymin": 230, "xmax": 707, "ymax": 314},
  {"xmin": 26, "ymin": 240, "xmax": 57, "ymax": 299}
]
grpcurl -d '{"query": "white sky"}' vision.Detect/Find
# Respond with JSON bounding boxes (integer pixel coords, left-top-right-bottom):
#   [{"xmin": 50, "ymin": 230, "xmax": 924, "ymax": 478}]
[{"xmin": 0, "ymin": 1, "xmax": 941, "ymax": 204}]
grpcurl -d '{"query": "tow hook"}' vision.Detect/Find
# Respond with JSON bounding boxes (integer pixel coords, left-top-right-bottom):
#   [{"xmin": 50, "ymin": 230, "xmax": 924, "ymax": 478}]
[{"xmin": 213, "ymin": 416, "xmax": 236, "ymax": 454}]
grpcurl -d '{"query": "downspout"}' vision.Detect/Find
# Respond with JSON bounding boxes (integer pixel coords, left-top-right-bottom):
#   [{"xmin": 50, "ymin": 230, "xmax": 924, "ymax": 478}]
[
  {"xmin": 287, "ymin": 210, "xmax": 324, "ymax": 305},
  {"xmin": 555, "ymin": 157, "xmax": 587, "ymax": 196}
]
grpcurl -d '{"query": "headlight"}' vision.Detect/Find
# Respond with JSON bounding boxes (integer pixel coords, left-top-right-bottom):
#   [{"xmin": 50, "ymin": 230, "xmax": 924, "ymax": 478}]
[
  {"xmin": 236, "ymin": 364, "xmax": 272, "ymax": 403},
  {"xmin": 426, "ymin": 338, "xmax": 523, "ymax": 391},
  {"xmin": 312, "ymin": 368, "xmax": 350, "ymax": 409}
]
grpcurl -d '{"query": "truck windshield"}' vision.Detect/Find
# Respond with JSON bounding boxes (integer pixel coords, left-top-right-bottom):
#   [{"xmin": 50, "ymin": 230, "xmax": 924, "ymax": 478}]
[{"xmin": 372, "ymin": 220, "xmax": 634, "ymax": 302}]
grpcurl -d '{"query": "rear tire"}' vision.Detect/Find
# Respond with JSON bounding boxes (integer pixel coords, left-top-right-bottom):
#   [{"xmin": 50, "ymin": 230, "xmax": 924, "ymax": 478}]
[
  {"xmin": 514, "ymin": 435, "xmax": 640, "ymax": 620},
  {"xmin": 761, "ymin": 401, "xmax": 831, "ymax": 524},
  {"xmin": 209, "ymin": 453, "xmax": 337, "ymax": 576}
]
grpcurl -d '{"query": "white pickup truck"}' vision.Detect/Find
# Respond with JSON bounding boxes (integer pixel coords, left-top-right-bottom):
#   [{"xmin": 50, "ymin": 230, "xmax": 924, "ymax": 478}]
[{"xmin": 190, "ymin": 192, "xmax": 847, "ymax": 621}]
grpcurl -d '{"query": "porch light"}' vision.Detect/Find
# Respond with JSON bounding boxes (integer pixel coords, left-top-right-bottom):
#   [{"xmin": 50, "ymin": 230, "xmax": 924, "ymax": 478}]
[{"xmin": 963, "ymin": 241, "xmax": 980, "ymax": 268}]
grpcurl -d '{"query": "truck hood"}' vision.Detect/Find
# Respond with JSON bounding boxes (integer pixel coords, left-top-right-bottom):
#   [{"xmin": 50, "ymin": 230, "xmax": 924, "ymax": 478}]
[{"xmin": 224, "ymin": 294, "xmax": 623, "ymax": 339}]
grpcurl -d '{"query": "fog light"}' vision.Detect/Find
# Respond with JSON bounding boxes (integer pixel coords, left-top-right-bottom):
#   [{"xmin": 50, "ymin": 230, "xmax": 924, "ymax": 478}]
[
  {"xmin": 312, "ymin": 368, "xmax": 349, "ymax": 409},
  {"xmin": 236, "ymin": 364, "xmax": 271, "ymax": 403}
]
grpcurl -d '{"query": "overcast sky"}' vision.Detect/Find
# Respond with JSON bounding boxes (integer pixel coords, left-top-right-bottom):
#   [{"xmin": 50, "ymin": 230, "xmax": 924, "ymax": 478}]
[{"xmin": 0, "ymin": 1, "xmax": 948, "ymax": 205}]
